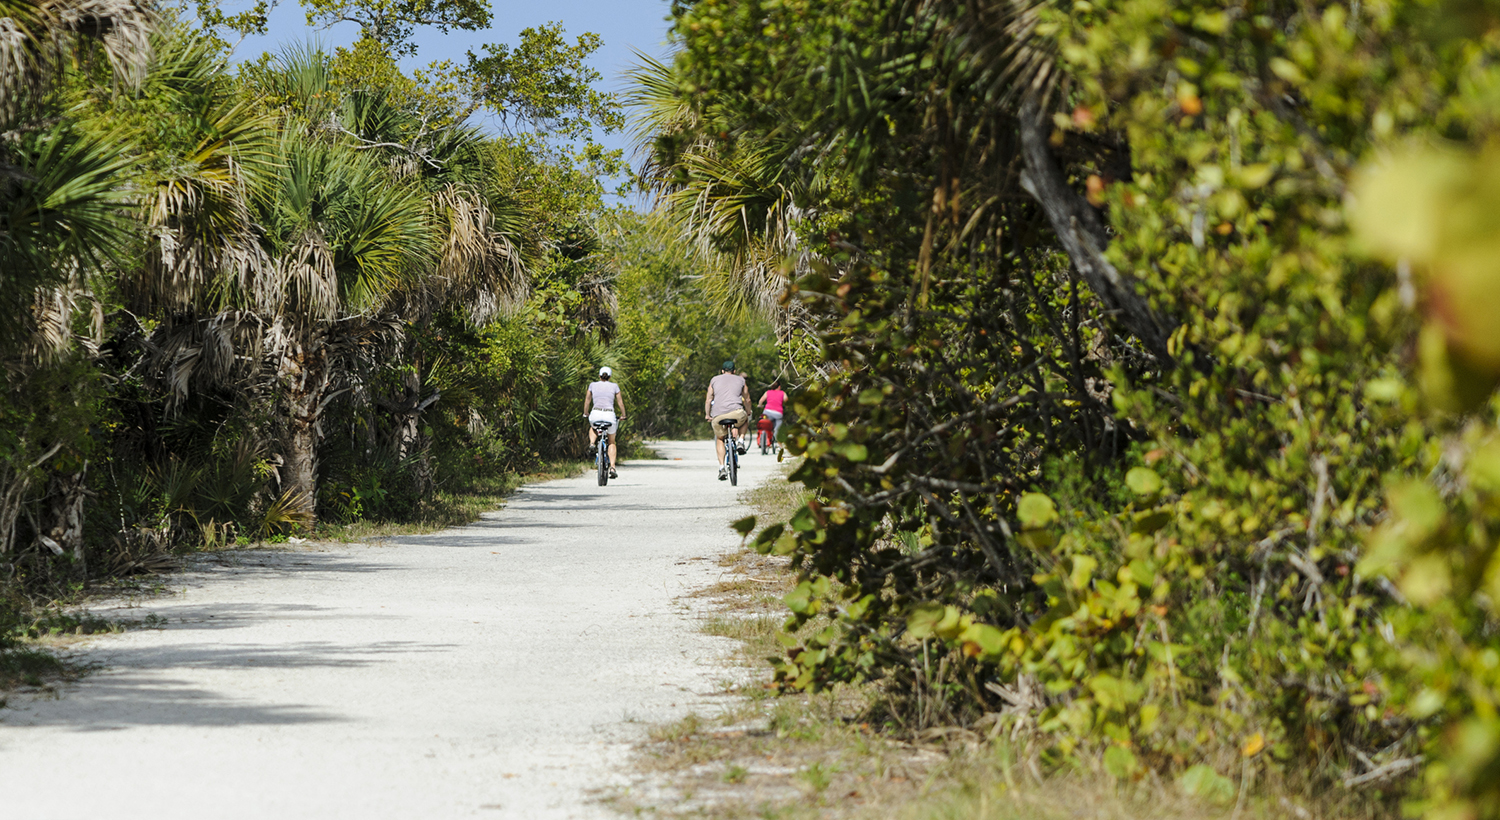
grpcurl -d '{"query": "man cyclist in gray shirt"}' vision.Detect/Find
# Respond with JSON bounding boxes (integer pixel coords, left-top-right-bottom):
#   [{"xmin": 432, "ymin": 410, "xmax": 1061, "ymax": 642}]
[{"xmin": 704, "ymin": 360, "xmax": 752, "ymax": 480}]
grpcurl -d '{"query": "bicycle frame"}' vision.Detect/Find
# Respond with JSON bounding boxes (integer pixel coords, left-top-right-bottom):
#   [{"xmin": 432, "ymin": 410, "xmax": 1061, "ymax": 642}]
[
  {"xmin": 718, "ymin": 418, "xmax": 740, "ymax": 485},
  {"xmin": 593, "ymin": 420, "xmax": 614, "ymax": 486}
]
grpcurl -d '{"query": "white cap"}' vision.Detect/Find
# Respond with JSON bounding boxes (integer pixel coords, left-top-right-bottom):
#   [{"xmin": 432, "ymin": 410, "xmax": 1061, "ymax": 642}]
[{"xmin": 599, "ymin": 366, "xmax": 612, "ymax": 377}]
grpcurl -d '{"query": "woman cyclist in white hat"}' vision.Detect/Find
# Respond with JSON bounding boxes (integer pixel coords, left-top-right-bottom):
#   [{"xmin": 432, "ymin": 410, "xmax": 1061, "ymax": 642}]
[{"xmin": 584, "ymin": 366, "xmax": 626, "ymax": 479}]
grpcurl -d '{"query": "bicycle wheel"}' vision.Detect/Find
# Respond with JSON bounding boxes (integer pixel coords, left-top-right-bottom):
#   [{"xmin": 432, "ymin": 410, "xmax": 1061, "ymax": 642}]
[
  {"xmin": 728, "ymin": 445, "xmax": 738, "ymax": 486},
  {"xmin": 597, "ymin": 440, "xmax": 609, "ymax": 486}
]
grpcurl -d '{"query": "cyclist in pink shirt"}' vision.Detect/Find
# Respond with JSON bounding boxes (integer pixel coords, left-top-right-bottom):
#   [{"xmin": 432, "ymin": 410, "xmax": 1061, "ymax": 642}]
[{"xmin": 758, "ymin": 380, "xmax": 788, "ymax": 448}]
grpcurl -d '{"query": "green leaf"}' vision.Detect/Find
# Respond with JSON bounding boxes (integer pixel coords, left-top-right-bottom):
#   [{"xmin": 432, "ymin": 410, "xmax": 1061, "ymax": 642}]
[
  {"xmin": 1088, "ymin": 673, "xmax": 1144, "ymax": 711},
  {"xmin": 1125, "ymin": 467, "xmax": 1163, "ymax": 497},
  {"xmin": 1268, "ymin": 57, "xmax": 1305, "ymax": 84},
  {"xmin": 1364, "ymin": 377, "xmax": 1403, "ymax": 403},
  {"xmin": 835, "ymin": 442, "xmax": 869, "ymax": 462},
  {"xmin": 784, "ymin": 581, "xmax": 814, "ymax": 614},
  {"xmin": 845, "ymin": 594, "xmax": 874, "ymax": 620},
  {"xmin": 1131, "ymin": 510, "xmax": 1172, "ymax": 535},
  {"xmin": 1017, "ymin": 493, "xmax": 1058, "ymax": 529},
  {"xmin": 1387, "ymin": 480, "xmax": 1445, "ymax": 540},
  {"xmin": 1069, "ymin": 555, "xmax": 1098, "ymax": 590},
  {"xmin": 1236, "ymin": 163, "xmax": 1274, "ymax": 189},
  {"xmin": 753, "ymin": 523, "xmax": 785, "ymax": 547},
  {"xmin": 1177, "ymin": 764, "xmax": 1235, "ymax": 805},
  {"xmin": 1103, "ymin": 745, "xmax": 1140, "ymax": 779},
  {"xmin": 906, "ymin": 602, "xmax": 946, "ymax": 638},
  {"xmin": 1467, "ymin": 440, "xmax": 1500, "ymax": 492},
  {"xmin": 790, "ymin": 505, "xmax": 818, "ymax": 531},
  {"xmin": 959, "ymin": 622, "xmax": 1005, "ymax": 657},
  {"xmin": 730, "ymin": 515, "xmax": 756, "ymax": 535}
]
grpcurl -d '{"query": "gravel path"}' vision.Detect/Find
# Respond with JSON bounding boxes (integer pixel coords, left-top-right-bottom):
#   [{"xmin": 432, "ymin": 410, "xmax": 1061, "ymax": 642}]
[{"xmin": 1, "ymin": 440, "xmax": 770, "ymax": 819}]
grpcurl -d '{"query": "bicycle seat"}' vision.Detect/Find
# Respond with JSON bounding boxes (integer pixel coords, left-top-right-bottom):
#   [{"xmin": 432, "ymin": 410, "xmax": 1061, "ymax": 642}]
[
  {"xmin": 592, "ymin": 421, "xmax": 613, "ymax": 430},
  {"xmin": 717, "ymin": 418, "xmax": 738, "ymax": 427}
]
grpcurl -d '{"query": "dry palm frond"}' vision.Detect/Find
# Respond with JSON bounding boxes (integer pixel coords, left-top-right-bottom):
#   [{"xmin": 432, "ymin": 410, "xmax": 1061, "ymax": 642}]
[
  {"xmin": 27, "ymin": 267, "xmax": 102, "ymax": 360},
  {"xmin": 0, "ymin": 0, "xmax": 152, "ymax": 123},
  {"xmin": 430, "ymin": 183, "xmax": 529, "ymax": 324},
  {"xmin": 258, "ymin": 487, "xmax": 313, "ymax": 537},
  {"xmin": 278, "ymin": 229, "xmax": 340, "ymax": 326},
  {"xmin": 133, "ymin": 97, "xmax": 278, "ymax": 316}
]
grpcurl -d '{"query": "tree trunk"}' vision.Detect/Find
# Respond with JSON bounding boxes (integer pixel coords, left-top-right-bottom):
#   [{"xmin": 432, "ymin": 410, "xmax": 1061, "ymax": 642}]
[
  {"xmin": 279, "ymin": 336, "xmax": 329, "ymax": 525},
  {"xmin": 1016, "ymin": 95, "xmax": 1175, "ymax": 365},
  {"xmin": 377, "ymin": 370, "xmax": 440, "ymax": 495},
  {"xmin": 284, "ymin": 405, "xmax": 318, "ymax": 522},
  {"xmin": 45, "ymin": 463, "xmax": 89, "ymax": 580}
]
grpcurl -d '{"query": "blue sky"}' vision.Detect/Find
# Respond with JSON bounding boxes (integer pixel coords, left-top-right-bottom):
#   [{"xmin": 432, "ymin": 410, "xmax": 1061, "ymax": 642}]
[{"xmin": 225, "ymin": 0, "xmax": 676, "ymax": 196}]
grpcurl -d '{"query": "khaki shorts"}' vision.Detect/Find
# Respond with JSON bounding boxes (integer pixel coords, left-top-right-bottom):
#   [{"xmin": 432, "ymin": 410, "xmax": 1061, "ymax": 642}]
[{"xmin": 710, "ymin": 409, "xmax": 748, "ymax": 437}]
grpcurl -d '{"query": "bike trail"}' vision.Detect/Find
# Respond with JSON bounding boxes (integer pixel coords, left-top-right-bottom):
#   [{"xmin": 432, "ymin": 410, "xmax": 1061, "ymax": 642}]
[{"xmin": 0, "ymin": 440, "xmax": 775, "ymax": 819}]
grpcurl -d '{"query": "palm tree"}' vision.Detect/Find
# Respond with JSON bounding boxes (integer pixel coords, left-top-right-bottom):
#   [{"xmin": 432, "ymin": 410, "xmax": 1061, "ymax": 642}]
[
  {"xmin": 257, "ymin": 132, "xmax": 436, "ymax": 518},
  {"xmin": 628, "ymin": 55, "xmax": 806, "ymax": 317},
  {"xmin": 0, "ymin": 0, "xmax": 151, "ymax": 567},
  {"xmin": 279, "ymin": 51, "xmax": 541, "ymax": 479}
]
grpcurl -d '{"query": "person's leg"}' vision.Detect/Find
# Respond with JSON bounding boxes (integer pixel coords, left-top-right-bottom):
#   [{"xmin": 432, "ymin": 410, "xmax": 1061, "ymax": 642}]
[
  {"xmin": 607, "ymin": 433, "xmax": 618, "ymax": 471},
  {"xmin": 588, "ymin": 426, "xmax": 598, "ymax": 453},
  {"xmin": 714, "ymin": 426, "xmax": 726, "ymax": 465},
  {"xmin": 766, "ymin": 410, "xmax": 783, "ymax": 443}
]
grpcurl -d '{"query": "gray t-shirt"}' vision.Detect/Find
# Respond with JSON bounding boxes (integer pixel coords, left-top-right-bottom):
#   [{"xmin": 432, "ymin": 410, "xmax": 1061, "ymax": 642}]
[
  {"xmin": 708, "ymin": 373, "xmax": 747, "ymax": 416},
  {"xmin": 589, "ymin": 380, "xmax": 620, "ymax": 413}
]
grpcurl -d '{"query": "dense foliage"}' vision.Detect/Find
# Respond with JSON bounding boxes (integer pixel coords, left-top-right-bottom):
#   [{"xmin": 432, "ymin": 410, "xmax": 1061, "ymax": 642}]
[
  {"xmin": 0, "ymin": 4, "xmax": 639, "ymax": 614},
  {"xmin": 643, "ymin": 0, "xmax": 1500, "ymax": 815},
  {"xmin": 608, "ymin": 212, "xmax": 783, "ymax": 438}
]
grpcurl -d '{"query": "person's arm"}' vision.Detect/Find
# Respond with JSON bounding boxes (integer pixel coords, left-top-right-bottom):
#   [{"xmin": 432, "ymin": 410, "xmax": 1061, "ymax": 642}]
[
  {"xmin": 615, "ymin": 389, "xmax": 626, "ymax": 417},
  {"xmin": 583, "ymin": 386, "xmax": 593, "ymax": 416},
  {"xmin": 758, "ymin": 392, "xmax": 767, "ymax": 410},
  {"xmin": 704, "ymin": 383, "xmax": 715, "ymax": 420},
  {"xmin": 740, "ymin": 383, "xmax": 752, "ymax": 413}
]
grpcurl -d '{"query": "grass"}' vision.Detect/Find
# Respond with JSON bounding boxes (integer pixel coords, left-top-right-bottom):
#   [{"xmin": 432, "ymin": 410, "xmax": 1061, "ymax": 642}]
[
  {"xmin": 0, "ymin": 644, "xmax": 70, "ymax": 693},
  {"xmin": 0, "ymin": 608, "xmax": 170, "ymax": 696},
  {"xmin": 611, "ymin": 461, "xmax": 1390, "ymax": 820}
]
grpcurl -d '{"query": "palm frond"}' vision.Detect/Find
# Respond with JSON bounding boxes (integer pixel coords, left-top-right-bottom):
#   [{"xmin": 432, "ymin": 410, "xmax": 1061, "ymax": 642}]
[
  {"xmin": 0, "ymin": 0, "xmax": 152, "ymax": 124},
  {"xmin": 132, "ymin": 95, "xmax": 278, "ymax": 315},
  {"xmin": 0, "ymin": 120, "xmax": 133, "ymax": 353},
  {"xmin": 428, "ymin": 183, "xmax": 529, "ymax": 324}
]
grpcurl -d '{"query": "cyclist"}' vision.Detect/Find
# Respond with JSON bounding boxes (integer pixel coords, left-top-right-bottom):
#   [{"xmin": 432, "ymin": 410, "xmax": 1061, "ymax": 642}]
[
  {"xmin": 758, "ymin": 379, "xmax": 788, "ymax": 450},
  {"xmin": 584, "ymin": 366, "xmax": 626, "ymax": 479},
  {"xmin": 704, "ymin": 360, "xmax": 751, "ymax": 480}
]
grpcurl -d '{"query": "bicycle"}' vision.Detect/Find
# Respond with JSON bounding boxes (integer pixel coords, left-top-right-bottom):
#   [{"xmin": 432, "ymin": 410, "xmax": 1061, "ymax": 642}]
[
  {"xmin": 591, "ymin": 419, "xmax": 615, "ymax": 486},
  {"xmin": 756, "ymin": 416, "xmax": 775, "ymax": 455},
  {"xmin": 718, "ymin": 418, "xmax": 741, "ymax": 485}
]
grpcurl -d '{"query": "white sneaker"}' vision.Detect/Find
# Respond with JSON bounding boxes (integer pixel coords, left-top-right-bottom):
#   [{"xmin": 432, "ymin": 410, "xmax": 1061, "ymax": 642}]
[{"xmin": 718, "ymin": 467, "xmax": 728, "ymax": 481}]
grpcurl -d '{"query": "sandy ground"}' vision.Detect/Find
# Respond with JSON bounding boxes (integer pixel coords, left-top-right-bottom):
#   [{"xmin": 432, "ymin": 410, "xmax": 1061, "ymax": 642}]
[{"xmin": 0, "ymin": 440, "xmax": 772, "ymax": 819}]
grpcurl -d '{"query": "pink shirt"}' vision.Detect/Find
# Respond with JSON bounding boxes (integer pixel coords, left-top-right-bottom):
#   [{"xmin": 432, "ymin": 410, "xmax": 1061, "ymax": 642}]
[{"xmin": 762, "ymin": 389, "xmax": 787, "ymax": 414}]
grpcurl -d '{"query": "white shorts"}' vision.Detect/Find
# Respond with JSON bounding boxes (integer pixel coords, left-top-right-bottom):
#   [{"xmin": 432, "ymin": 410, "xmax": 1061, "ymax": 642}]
[{"xmin": 588, "ymin": 409, "xmax": 616, "ymax": 434}]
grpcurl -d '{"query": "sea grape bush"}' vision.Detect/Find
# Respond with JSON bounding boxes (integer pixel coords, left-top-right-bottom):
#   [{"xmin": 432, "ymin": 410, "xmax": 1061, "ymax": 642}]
[{"xmin": 656, "ymin": 0, "xmax": 1500, "ymax": 815}]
